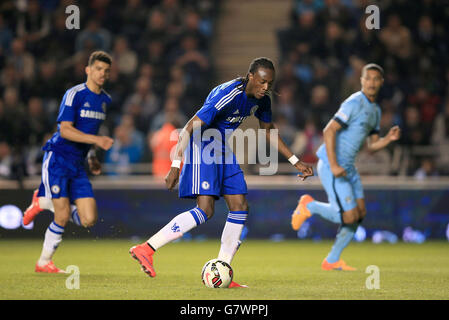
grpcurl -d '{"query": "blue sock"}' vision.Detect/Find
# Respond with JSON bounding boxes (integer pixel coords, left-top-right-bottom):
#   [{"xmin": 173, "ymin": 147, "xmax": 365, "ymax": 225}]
[
  {"xmin": 307, "ymin": 201, "xmax": 341, "ymax": 224},
  {"xmin": 70, "ymin": 205, "xmax": 82, "ymax": 226},
  {"xmin": 326, "ymin": 223, "xmax": 358, "ymax": 263}
]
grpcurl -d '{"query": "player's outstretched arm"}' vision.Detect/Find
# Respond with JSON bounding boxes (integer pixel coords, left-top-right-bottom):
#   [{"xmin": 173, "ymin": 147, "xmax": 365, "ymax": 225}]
[
  {"xmin": 258, "ymin": 120, "xmax": 313, "ymax": 180},
  {"xmin": 366, "ymin": 125, "xmax": 401, "ymax": 152},
  {"xmin": 165, "ymin": 116, "xmax": 206, "ymax": 190},
  {"xmin": 60, "ymin": 121, "xmax": 114, "ymax": 151}
]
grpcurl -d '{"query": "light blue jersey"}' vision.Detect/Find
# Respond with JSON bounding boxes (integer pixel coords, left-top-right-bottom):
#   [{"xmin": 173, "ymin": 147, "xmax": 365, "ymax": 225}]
[{"xmin": 316, "ymin": 91, "xmax": 381, "ymax": 169}]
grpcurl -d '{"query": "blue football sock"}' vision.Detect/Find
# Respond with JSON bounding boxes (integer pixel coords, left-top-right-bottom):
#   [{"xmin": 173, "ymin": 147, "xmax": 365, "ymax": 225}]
[
  {"xmin": 70, "ymin": 205, "xmax": 82, "ymax": 226},
  {"xmin": 326, "ymin": 223, "xmax": 358, "ymax": 263},
  {"xmin": 307, "ymin": 201, "xmax": 341, "ymax": 224}
]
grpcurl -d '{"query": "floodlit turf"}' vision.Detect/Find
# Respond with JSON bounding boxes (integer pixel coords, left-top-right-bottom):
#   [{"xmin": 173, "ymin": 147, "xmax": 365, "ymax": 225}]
[{"xmin": 0, "ymin": 239, "xmax": 448, "ymax": 300}]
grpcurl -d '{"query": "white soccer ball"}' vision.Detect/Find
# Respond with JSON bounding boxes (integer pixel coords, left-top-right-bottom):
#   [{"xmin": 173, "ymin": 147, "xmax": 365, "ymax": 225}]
[{"xmin": 201, "ymin": 259, "xmax": 233, "ymax": 288}]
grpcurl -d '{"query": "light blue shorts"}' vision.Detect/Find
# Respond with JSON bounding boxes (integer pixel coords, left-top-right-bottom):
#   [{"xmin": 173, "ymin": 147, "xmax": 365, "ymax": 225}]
[{"xmin": 317, "ymin": 159, "xmax": 364, "ymax": 213}]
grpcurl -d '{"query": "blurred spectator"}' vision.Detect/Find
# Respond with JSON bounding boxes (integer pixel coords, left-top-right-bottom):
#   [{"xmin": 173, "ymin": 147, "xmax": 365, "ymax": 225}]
[
  {"xmin": 0, "ymin": 14, "xmax": 13, "ymax": 57},
  {"xmin": 105, "ymin": 115, "xmax": 145, "ymax": 175},
  {"xmin": 400, "ymin": 105, "xmax": 426, "ymax": 146},
  {"xmin": 408, "ymin": 87, "xmax": 440, "ymax": 133},
  {"xmin": 42, "ymin": 13, "xmax": 76, "ymax": 60},
  {"xmin": 142, "ymin": 40, "xmax": 168, "ymax": 95},
  {"xmin": 379, "ymin": 14, "xmax": 414, "ymax": 76},
  {"xmin": 142, "ymin": 9, "xmax": 170, "ymax": 45},
  {"xmin": 0, "ymin": 140, "xmax": 12, "ymax": 178},
  {"xmin": 431, "ymin": 100, "xmax": 449, "ymax": 174},
  {"xmin": 75, "ymin": 19, "xmax": 112, "ymax": 53},
  {"xmin": 274, "ymin": 114, "xmax": 297, "ymax": 148},
  {"xmin": 111, "ymin": 36, "xmax": 138, "ymax": 76},
  {"xmin": 149, "ymin": 97, "xmax": 187, "ymax": 134},
  {"xmin": 149, "ymin": 118, "xmax": 179, "ymax": 177},
  {"xmin": 123, "ymin": 76, "xmax": 161, "ymax": 133},
  {"xmin": 291, "ymin": 116, "xmax": 322, "ymax": 164},
  {"xmin": 318, "ymin": 21, "xmax": 347, "ymax": 67},
  {"xmin": 7, "ymin": 38, "xmax": 35, "ymax": 83},
  {"xmin": 414, "ymin": 158, "xmax": 439, "ymax": 180},
  {"xmin": 157, "ymin": 0, "xmax": 183, "ymax": 35},
  {"xmin": 274, "ymin": 84, "xmax": 297, "ymax": 126},
  {"xmin": 16, "ymin": 0, "xmax": 51, "ymax": 55},
  {"xmin": 305, "ymin": 85, "xmax": 333, "ymax": 129},
  {"xmin": 120, "ymin": 0, "xmax": 149, "ymax": 44},
  {"xmin": 0, "ymin": 1, "xmax": 220, "ymax": 179},
  {"xmin": 340, "ymin": 55, "xmax": 365, "ymax": 99}
]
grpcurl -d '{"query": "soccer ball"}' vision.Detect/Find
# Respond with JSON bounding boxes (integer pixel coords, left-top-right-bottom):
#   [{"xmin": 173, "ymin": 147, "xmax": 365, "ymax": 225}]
[{"xmin": 201, "ymin": 259, "xmax": 233, "ymax": 288}]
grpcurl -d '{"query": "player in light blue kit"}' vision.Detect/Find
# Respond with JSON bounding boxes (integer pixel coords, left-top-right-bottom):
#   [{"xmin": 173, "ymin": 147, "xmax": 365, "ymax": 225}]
[
  {"xmin": 23, "ymin": 51, "xmax": 114, "ymax": 273},
  {"xmin": 291, "ymin": 63, "xmax": 401, "ymax": 271},
  {"xmin": 130, "ymin": 58, "xmax": 313, "ymax": 286}
]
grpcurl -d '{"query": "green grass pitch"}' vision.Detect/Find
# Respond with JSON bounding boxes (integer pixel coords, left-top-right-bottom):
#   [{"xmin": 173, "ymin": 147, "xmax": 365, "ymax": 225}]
[{"xmin": 1, "ymin": 239, "xmax": 448, "ymax": 300}]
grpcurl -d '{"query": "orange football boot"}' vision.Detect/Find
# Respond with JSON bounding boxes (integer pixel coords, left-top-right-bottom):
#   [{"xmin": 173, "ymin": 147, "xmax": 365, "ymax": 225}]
[
  {"xmin": 229, "ymin": 281, "xmax": 248, "ymax": 288},
  {"xmin": 23, "ymin": 189, "xmax": 43, "ymax": 226},
  {"xmin": 291, "ymin": 194, "xmax": 314, "ymax": 231},
  {"xmin": 35, "ymin": 261, "xmax": 65, "ymax": 273},
  {"xmin": 129, "ymin": 243, "xmax": 156, "ymax": 277},
  {"xmin": 321, "ymin": 259, "xmax": 356, "ymax": 271}
]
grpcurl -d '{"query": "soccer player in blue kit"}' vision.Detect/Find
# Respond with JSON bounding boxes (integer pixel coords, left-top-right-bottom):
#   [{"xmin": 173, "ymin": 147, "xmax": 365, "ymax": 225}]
[
  {"xmin": 23, "ymin": 51, "xmax": 114, "ymax": 273},
  {"xmin": 130, "ymin": 57, "xmax": 314, "ymax": 286},
  {"xmin": 291, "ymin": 63, "xmax": 401, "ymax": 271}
]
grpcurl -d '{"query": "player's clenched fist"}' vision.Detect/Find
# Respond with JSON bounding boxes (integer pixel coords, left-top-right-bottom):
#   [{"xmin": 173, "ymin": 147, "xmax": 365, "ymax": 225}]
[
  {"xmin": 95, "ymin": 136, "xmax": 114, "ymax": 150},
  {"xmin": 165, "ymin": 167, "xmax": 180, "ymax": 190}
]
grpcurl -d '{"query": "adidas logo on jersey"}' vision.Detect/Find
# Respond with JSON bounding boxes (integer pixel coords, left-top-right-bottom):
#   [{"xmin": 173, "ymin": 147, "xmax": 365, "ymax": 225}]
[
  {"xmin": 84, "ymin": 102, "xmax": 91, "ymax": 108},
  {"xmin": 233, "ymin": 110, "xmax": 240, "ymax": 115}
]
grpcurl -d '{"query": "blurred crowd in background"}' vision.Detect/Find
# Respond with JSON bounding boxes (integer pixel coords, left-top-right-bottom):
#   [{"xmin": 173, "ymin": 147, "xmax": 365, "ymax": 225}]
[
  {"xmin": 0, "ymin": 0, "xmax": 218, "ymax": 181},
  {"xmin": 275, "ymin": 0, "xmax": 449, "ymax": 178},
  {"xmin": 0, "ymin": 0, "xmax": 448, "ymax": 181}
]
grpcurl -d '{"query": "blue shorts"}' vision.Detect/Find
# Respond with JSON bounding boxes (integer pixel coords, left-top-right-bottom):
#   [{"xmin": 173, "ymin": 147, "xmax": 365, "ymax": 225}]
[
  {"xmin": 178, "ymin": 153, "xmax": 247, "ymax": 199},
  {"xmin": 37, "ymin": 151, "xmax": 94, "ymax": 201},
  {"xmin": 317, "ymin": 159, "xmax": 364, "ymax": 213}
]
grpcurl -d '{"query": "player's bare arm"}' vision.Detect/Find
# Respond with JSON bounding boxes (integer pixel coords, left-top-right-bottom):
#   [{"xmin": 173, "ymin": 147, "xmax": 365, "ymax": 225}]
[
  {"xmin": 366, "ymin": 125, "xmax": 401, "ymax": 152},
  {"xmin": 165, "ymin": 115, "xmax": 207, "ymax": 190},
  {"xmin": 259, "ymin": 120, "xmax": 313, "ymax": 180},
  {"xmin": 323, "ymin": 119, "xmax": 347, "ymax": 177},
  {"xmin": 59, "ymin": 121, "xmax": 114, "ymax": 151}
]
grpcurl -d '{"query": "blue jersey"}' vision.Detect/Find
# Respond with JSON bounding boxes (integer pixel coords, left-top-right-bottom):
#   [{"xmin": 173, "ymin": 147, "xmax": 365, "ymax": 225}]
[
  {"xmin": 43, "ymin": 83, "xmax": 111, "ymax": 160},
  {"xmin": 194, "ymin": 79, "xmax": 272, "ymax": 155},
  {"xmin": 316, "ymin": 91, "xmax": 381, "ymax": 168}
]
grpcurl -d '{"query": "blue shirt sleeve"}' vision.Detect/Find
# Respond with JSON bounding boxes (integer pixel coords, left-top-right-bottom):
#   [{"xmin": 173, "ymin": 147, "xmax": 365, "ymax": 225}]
[
  {"xmin": 57, "ymin": 90, "xmax": 80, "ymax": 123},
  {"xmin": 254, "ymin": 95, "xmax": 272, "ymax": 123},
  {"xmin": 195, "ymin": 87, "xmax": 237, "ymax": 125},
  {"xmin": 333, "ymin": 98, "xmax": 357, "ymax": 128}
]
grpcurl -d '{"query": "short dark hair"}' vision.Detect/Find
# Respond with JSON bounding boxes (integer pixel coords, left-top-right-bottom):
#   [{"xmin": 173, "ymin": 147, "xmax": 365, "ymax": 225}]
[
  {"xmin": 248, "ymin": 57, "xmax": 275, "ymax": 74},
  {"xmin": 88, "ymin": 51, "xmax": 112, "ymax": 66},
  {"xmin": 362, "ymin": 63, "xmax": 384, "ymax": 77}
]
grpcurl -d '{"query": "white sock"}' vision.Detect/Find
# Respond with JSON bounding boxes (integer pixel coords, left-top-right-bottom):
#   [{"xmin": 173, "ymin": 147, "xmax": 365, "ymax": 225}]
[
  {"xmin": 38, "ymin": 198, "xmax": 81, "ymax": 226},
  {"xmin": 37, "ymin": 221, "xmax": 65, "ymax": 266},
  {"xmin": 218, "ymin": 211, "xmax": 248, "ymax": 265},
  {"xmin": 147, "ymin": 207, "xmax": 208, "ymax": 250},
  {"xmin": 38, "ymin": 197, "xmax": 54, "ymax": 211}
]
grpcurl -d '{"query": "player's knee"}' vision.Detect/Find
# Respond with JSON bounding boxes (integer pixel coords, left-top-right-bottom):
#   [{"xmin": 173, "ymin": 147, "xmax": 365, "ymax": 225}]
[
  {"xmin": 80, "ymin": 214, "xmax": 97, "ymax": 228},
  {"xmin": 228, "ymin": 199, "xmax": 249, "ymax": 212}
]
